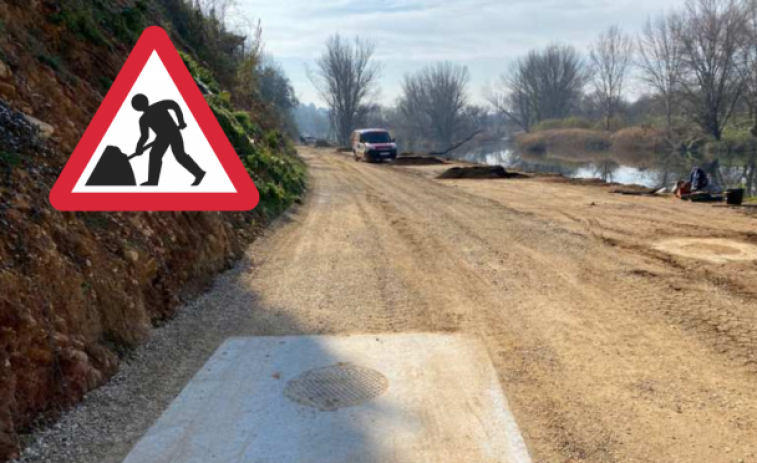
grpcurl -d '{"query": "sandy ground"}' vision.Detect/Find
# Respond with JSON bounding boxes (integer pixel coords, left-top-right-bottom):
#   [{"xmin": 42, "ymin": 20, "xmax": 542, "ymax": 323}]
[{"xmin": 16, "ymin": 147, "xmax": 757, "ymax": 463}]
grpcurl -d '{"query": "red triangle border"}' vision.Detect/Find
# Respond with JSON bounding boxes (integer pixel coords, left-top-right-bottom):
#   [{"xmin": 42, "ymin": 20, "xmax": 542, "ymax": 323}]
[{"xmin": 49, "ymin": 26, "xmax": 260, "ymax": 211}]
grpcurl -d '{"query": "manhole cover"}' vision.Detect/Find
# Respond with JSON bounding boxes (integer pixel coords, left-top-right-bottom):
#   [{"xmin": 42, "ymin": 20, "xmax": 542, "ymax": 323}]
[{"xmin": 284, "ymin": 363, "xmax": 389, "ymax": 411}]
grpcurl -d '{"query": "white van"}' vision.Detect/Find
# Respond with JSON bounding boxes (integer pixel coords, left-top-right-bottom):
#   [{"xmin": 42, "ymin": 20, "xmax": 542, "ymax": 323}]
[{"xmin": 350, "ymin": 129, "xmax": 397, "ymax": 163}]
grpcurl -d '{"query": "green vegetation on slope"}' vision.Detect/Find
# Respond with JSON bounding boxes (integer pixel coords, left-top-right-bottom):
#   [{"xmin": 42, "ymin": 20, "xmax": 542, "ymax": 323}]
[{"xmin": 179, "ymin": 51, "xmax": 306, "ymax": 217}]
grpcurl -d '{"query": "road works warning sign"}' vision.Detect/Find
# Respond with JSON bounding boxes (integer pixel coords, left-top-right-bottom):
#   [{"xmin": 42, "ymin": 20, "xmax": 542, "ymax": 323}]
[{"xmin": 49, "ymin": 26, "xmax": 259, "ymax": 211}]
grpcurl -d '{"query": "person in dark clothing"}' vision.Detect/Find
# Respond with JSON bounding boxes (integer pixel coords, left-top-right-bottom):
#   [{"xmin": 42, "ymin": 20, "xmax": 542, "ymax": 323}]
[
  {"xmin": 689, "ymin": 166, "xmax": 709, "ymax": 191},
  {"xmin": 132, "ymin": 94, "xmax": 206, "ymax": 186}
]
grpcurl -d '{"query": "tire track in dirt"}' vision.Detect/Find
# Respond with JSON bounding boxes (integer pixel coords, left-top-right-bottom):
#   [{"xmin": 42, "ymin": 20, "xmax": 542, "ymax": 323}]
[
  {"xmin": 18, "ymin": 149, "xmax": 757, "ymax": 463},
  {"xmin": 328, "ymin": 152, "xmax": 757, "ymax": 463}
]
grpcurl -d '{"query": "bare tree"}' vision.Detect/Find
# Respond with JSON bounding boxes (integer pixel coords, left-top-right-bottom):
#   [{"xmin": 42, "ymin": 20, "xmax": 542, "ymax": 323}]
[
  {"xmin": 590, "ymin": 25, "xmax": 634, "ymax": 131},
  {"xmin": 194, "ymin": 0, "xmax": 236, "ymax": 21},
  {"xmin": 637, "ymin": 12, "xmax": 686, "ymax": 133},
  {"xmin": 740, "ymin": 0, "xmax": 757, "ymax": 194},
  {"xmin": 398, "ymin": 62, "xmax": 471, "ymax": 150},
  {"xmin": 308, "ymin": 35, "xmax": 382, "ymax": 146},
  {"xmin": 677, "ymin": 0, "xmax": 748, "ymax": 140},
  {"xmin": 486, "ymin": 74, "xmax": 535, "ymax": 133},
  {"xmin": 740, "ymin": 0, "xmax": 757, "ymax": 133},
  {"xmin": 487, "ymin": 45, "xmax": 588, "ymax": 132}
]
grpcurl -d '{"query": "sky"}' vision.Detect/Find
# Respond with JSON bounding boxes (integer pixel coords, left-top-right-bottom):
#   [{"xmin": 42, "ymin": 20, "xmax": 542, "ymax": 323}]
[{"xmin": 235, "ymin": 0, "xmax": 688, "ymax": 107}]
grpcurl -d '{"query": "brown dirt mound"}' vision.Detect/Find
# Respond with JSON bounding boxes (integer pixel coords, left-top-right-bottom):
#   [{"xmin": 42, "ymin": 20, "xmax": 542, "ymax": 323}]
[
  {"xmin": 438, "ymin": 166, "xmax": 525, "ymax": 180},
  {"xmin": 394, "ymin": 156, "xmax": 447, "ymax": 166}
]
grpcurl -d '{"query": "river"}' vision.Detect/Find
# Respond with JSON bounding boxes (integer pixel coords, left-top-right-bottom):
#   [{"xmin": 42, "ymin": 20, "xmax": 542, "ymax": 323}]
[{"xmin": 447, "ymin": 139, "xmax": 746, "ymax": 189}]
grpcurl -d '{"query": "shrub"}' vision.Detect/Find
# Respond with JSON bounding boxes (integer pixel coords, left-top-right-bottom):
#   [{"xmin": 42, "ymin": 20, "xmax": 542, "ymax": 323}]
[
  {"xmin": 705, "ymin": 140, "xmax": 732, "ymax": 157},
  {"xmin": 98, "ymin": 76, "xmax": 113, "ymax": 93},
  {"xmin": 50, "ymin": 4, "xmax": 109, "ymax": 47},
  {"xmin": 610, "ymin": 127, "xmax": 668, "ymax": 153},
  {"xmin": 720, "ymin": 127, "xmax": 757, "ymax": 156},
  {"xmin": 0, "ymin": 151, "xmax": 22, "ymax": 172},
  {"xmin": 516, "ymin": 129, "xmax": 611, "ymax": 154},
  {"xmin": 179, "ymin": 51, "xmax": 221, "ymax": 94},
  {"xmin": 184, "ymin": 50, "xmax": 306, "ymax": 218},
  {"xmin": 244, "ymin": 145, "xmax": 306, "ymax": 217},
  {"xmin": 110, "ymin": 0, "xmax": 148, "ymax": 45},
  {"xmin": 36, "ymin": 54, "xmax": 62, "ymax": 72},
  {"xmin": 532, "ymin": 117, "xmax": 594, "ymax": 132}
]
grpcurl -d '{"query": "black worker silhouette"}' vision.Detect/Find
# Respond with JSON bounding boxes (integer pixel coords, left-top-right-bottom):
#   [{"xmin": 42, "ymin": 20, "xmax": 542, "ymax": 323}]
[
  {"xmin": 86, "ymin": 94, "xmax": 206, "ymax": 187},
  {"xmin": 132, "ymin": 94, "xmax": 206, "ymax": 186}
]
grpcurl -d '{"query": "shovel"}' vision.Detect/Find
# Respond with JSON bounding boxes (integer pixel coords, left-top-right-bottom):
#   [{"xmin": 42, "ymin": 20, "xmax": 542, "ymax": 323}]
[{"xmin": 127, "ymin": 141, "xmax": 156, "ymax": 161}]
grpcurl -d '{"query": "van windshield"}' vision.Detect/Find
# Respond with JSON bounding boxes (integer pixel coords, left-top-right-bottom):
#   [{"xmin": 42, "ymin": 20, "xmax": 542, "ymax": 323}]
[{"xmin": 360, "ymin": 132, "xmax": 392, "ymax": 144}]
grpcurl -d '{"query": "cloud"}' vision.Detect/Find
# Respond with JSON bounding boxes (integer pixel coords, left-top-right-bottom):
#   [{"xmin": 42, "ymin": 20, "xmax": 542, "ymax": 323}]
[{"xmin": 236, "ymin": 0, "xmax": 687, "ymax": 105}]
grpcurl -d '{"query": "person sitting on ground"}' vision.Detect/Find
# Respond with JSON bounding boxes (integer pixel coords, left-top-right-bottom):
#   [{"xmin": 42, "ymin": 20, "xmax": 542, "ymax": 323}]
[
  {"xmin": 687, "ymin": 166, "xmax": 725, "ymax": 196},
  {"xmin": 690, "ymin": 166, "xmax": 709, "ymax": 192},
  {"xmin": 675, "ymin": 180, "xmax": 692, "ymax": 198}
]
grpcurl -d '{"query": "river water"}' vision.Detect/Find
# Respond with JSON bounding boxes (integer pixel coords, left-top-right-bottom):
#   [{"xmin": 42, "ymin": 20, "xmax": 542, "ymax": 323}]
[{"xmin": 448, "ymin": 139, "xmax": 746, "ymax": 189}]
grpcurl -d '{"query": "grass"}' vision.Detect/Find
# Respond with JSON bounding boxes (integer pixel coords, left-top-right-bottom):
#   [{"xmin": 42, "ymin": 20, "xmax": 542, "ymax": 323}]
[
  {"xmin": 50, "ymin": 4, "xmax": 110, "ymax": 48},
  {"xmin": 532, "ymin": 117, "xmax": 595, "ymax": 132},
  {"xmin": 516, "ymin": 118, "xmax": 754, "ymax": 158},
  {"xmin": 610, "ymin": 127, "xmax": 668, "ymax": 153},
  {"xmin": 109, "ymin": 0, "xmax": 148, "ymax": 45},
  {"xmin": 516, "ymin": 128, "xmax": 612, "ymax": 154},
  {"xmin": 98, "ymin": 76, "xmax": 113, "ymax": 93},
  {"xmin": 36, "ymin": 54, "xmax": 62, "ymax": 72},
  {"xmin": 0, "ymin": 151, "xmax": 22, "ymax": 172},
  {"xmin": 179, "ymin": 51, "xmax": 221, "ymax": 95}
]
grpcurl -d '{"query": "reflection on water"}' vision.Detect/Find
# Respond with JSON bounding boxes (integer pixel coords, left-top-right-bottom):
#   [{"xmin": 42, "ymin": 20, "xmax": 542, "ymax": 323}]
[{"xmin": 449, "ymin": 140, "xmax": 744, "ymax": 189}]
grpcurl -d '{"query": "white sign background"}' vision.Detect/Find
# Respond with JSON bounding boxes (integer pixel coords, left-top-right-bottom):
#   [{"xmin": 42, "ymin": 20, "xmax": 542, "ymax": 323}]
[{"xmin": 73, "ymin": 52, "xmax": 237, "ymax": 193}]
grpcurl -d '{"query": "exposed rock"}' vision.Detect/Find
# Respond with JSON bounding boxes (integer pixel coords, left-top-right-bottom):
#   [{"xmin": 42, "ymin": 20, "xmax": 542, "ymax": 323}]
[
  {"xmin": 124, "ymin": 249, "xmax": 140, "ymax": 265},
  {"xmin": 12, "ymin": 194, "xmax": 32, "ymax": 210},
  {"xmin": 22, "ymin": 114, "xmax": 55, "ymax": 140},
  {"xmin": 0, "ymin": 82, "xmax": 15, "ymax": 99},
  {"xmin": 0, "ymin": 61, "xmax": 11, "ymax": 80},
  {"xmin": 194, "ymin": 78, "xmax": 212, "ymax": 95},
  {"xmin": 0, "ymin": 101, "xmax": 50, "ymax": 163}
]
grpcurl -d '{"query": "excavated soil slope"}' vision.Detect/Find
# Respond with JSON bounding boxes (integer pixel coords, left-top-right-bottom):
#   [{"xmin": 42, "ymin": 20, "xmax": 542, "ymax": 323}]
[{"xmin": 0, "ymin": 2, "xmax": 292, "ymax": 459}]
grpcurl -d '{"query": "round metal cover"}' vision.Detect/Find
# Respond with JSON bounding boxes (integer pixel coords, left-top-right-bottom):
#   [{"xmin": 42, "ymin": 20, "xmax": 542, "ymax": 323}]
[{"xmin": 284, "ymin": 363, "xmax": 389, "ymax": 411}]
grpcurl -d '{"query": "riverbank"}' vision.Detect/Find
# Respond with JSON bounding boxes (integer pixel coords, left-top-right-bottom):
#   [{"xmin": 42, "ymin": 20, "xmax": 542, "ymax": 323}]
[{"xmin": 438, "ymin": 129, "xmax": 755, "ymax": 191}]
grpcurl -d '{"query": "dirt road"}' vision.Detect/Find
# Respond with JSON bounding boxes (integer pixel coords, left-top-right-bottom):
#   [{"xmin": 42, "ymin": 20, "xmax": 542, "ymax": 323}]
[{"xmin": 18, "ymin": 147, "xmax": 757, "ymax": 463}]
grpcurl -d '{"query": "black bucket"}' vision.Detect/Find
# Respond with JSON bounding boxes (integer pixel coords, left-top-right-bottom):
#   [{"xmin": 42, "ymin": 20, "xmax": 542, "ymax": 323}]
[
  {"xmin": 726, "ymin": 188, "xmax": 745, "ymax": 206},
  {"xmin": 86, "ymin": 146, "xmax": 137, "ymax": 186}
]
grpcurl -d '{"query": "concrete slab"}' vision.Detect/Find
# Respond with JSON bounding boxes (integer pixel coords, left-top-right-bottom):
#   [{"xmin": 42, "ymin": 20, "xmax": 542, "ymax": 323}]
[{"xmin": 122, "ymin": 334, "xmax": 532, "ymax": 463}]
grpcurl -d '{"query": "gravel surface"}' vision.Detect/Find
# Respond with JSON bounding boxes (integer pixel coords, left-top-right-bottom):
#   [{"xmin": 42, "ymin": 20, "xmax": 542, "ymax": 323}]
[
  {"xmin": 10, "ymin": 213, "xmax": 303, "ymax": 463},
  {"xmin": 13, "ymin": 148, "xmax": 757, "ymax": 463}
]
